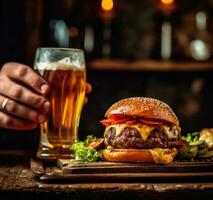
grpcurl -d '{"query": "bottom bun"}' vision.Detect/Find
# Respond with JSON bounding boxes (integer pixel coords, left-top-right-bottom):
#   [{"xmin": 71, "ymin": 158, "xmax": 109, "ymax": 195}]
[{"xmin": 102, "ymin": 148, "xmax": 177, "ymax": 164}]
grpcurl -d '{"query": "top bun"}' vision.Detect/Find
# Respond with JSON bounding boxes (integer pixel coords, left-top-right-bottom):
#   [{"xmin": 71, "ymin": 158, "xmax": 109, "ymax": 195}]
[{"xmin": 105, "ymin": 97, "xmax": 179, "ymax": 126}]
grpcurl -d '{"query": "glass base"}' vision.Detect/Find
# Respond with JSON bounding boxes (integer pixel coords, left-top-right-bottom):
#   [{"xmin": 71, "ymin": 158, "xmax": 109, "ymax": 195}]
[{"xmin": 37, "ymin": 146, "xmax": 74, "ymax": 160}]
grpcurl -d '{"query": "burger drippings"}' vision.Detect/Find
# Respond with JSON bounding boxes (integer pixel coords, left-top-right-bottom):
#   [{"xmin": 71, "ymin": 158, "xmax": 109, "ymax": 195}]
[{"xmin": 149, "ymin": 148, "xmax": 178, "ymax": 164}]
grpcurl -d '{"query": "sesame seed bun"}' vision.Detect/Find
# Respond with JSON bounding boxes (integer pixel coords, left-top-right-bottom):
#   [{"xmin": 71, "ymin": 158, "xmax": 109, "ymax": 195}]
[{"xmin": 105, "ymin": 97, "xmax": 179, "ymax": 126}]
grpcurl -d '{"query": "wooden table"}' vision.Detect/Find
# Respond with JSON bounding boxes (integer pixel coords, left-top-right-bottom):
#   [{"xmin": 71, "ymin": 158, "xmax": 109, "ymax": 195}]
[{"xmin": 0, "ymin": 153, "xmax": 213, "ymax": 200}]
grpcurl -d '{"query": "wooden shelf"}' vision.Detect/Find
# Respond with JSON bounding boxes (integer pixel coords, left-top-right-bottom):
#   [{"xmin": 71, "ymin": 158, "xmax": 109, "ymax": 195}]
[{"xmin": 88, "ymin": 59, "xmax": 213, "ymax": 72}]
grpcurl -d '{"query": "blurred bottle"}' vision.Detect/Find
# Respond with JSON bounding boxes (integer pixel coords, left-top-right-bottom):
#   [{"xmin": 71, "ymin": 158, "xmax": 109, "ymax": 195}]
[
  {"xmin": 159, "ymin": 0, "xmax": 176, "ymax": 60},
  {"xmin": 153, "ymin": 0, "xmax": 176, "ymax": 60},
  {"xmin": 161, "ymin": 21, "xmax": 172, "ymax": 60},
  {"xmin": 174, "ymin": 5, "xmax": 212, "ymax": 61},
  {"xmin": 189, "ymin": 11, "xmax": 211, "ymax": 61},
  {"xmin": 41, "ymin": 0, "xmax": 85, "ymax": 50}
]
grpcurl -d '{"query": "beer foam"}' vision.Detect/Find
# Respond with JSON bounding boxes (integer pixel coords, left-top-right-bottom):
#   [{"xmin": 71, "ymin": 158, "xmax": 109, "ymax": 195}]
[{"xmin": 36, "ymin": 57, "xmax": 84, "ymax": 71}]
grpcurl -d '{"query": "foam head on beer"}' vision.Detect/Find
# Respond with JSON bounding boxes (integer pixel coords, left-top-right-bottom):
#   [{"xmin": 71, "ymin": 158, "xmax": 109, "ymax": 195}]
[{"xmin": 36, "ymin": 57, "xmax": 84, "ymax": 75}]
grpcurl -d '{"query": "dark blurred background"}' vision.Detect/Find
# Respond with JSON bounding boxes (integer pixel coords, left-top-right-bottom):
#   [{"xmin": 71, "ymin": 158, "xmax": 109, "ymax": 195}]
[{"xmin": 0, "ymin": 0, "xmax": 213, "ymax": 151}]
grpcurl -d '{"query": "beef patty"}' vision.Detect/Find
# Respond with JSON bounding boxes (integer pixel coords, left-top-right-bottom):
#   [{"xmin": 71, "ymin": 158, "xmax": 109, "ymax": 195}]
[{"xmin": 104, "ymin": 127, "xmax": 182, "ymax": 149}]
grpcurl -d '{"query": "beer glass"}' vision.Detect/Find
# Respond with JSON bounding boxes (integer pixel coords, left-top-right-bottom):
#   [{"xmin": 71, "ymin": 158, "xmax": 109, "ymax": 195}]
[{"xmin": 34, "ymin": 48, "xmax": 86, "ymax": 158}]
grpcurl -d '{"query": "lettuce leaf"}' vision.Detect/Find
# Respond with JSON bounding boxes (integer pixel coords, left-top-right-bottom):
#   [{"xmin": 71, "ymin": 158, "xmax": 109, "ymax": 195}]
[{"xmin": 71, "ymin": 135, "xmax": 102, "ymax": 162}]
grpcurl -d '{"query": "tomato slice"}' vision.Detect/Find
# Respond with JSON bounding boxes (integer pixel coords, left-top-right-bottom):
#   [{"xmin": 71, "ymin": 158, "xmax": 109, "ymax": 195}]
[
  {"xmin": 113, "ymin": 118, "xmax": 132, "ymax": 124},
  {"xmin": 100, "ymin": 119, "xmax": 113, "ymax": 126},
  {"xmin": 101, "ymin": 116, "xmax": 164, "ymax": 127},
  {"xmin": 100, "ymin": 118, "xmax": 132, "ymax": 126},
  {"xmin": 125, "ymin": 120, "xmax": 138, "ymax": 125},
  {"xmin": 139, "ymin": 118, "xmax": 164, "ymax": 126},
  {"xmin": 107, "ymin": 114, "xmax": 126, "ymax": 120}
]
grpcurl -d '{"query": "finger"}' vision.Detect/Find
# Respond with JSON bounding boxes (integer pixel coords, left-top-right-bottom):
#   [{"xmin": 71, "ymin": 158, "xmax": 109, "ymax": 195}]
[
  {"xmin": 86, "ymin": 83, "xmax": 92, "ymax": 94},
  {"xmin": 0, "ymin": 95, "xmax": 47, "ymax": 123},
  {"xmin": 1, "ymin": 62, "xmax": 50, "ymax": 95},
  {"xmin": 0, "ymin": 111, "xmax": 38, "ymax": 130},
  {"xmin": 0, "ymin": 77, "xmax": 50, "ymax": 113}
]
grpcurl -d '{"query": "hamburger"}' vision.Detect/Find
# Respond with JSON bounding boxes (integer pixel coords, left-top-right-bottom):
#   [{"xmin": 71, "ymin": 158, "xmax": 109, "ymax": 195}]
[{"xmin": 100, "ymin": 97, "xmax": 184, "ymax": 164}]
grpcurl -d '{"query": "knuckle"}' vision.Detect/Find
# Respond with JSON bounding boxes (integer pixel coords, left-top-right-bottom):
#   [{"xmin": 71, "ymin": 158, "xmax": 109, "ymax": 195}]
[
  {"xmin": 1, "ymin": 62, "xmax": 10, "ymax": 72},
  {"xmin": 11, "ymin": 86, "xmax": 23, "ymax": 99},
  {"xmin": 28, "ymin": 110, "xmax": 37, "ymax": 121},
  {"xmin": 4, "ymin": 117, "xmax": 13, "ymax": 127},
  {"xmin": 16, "ymin": 65, "xmax": 28, "ymax": 77},
  {"xmin": 31, "ymin": 96, "xmax": 45, "ymax": 108},
  {"xmin": 7, "ymin": 100, "xmax": 17, "ymax": 113},
  {"xmin": 0, "ymin": 75, "xmax": 3, "ymax": 82},
  {"xmin": 1, "ymin": 62, "xmax": 15, "ymax": 73},
  {"xmin": 0, "ymin": 76, "xmax": 6, "ymax": 91},
  {"xmin": 31, "ymin": 77, "xmax": 41, "ymax": 88}
]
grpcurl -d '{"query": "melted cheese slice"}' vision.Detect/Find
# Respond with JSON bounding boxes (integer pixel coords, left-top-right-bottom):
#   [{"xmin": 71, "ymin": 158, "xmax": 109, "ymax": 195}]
[
  {"xmin": 149, "ymin": 148, "xmax": 177, "ymax": 164},
  {"xmin": 104, "ymin": 124, "xmax": 179, "ymax": 141},
  {"xmin": 162, "ymin": 126, "xmax": 176, "ymax": 139},
  {"xmin": 105, "ymin": 124, "xmax": 154, "ymax": 141}
]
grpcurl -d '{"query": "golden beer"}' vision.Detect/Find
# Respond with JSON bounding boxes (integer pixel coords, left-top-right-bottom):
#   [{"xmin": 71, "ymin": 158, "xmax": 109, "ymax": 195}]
[{"xmin": 34, "ymin": 48, "xmax": 86, "ymax": 158}]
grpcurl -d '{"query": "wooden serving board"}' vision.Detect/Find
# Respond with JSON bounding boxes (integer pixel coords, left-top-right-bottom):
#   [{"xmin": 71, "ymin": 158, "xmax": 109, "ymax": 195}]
[
  {"xmin": 57, "ymin": 159, "xmax": 213, "ymax": 174},
  {"xmin": 30, "ymin": 159, "xmax": 213, "ymax": 183}
]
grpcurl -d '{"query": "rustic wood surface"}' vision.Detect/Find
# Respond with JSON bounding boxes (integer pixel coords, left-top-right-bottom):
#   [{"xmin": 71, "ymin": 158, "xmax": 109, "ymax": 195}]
[{"xmin": 0, "ymin": 155, "xmax": 213, "ymax": 199}]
